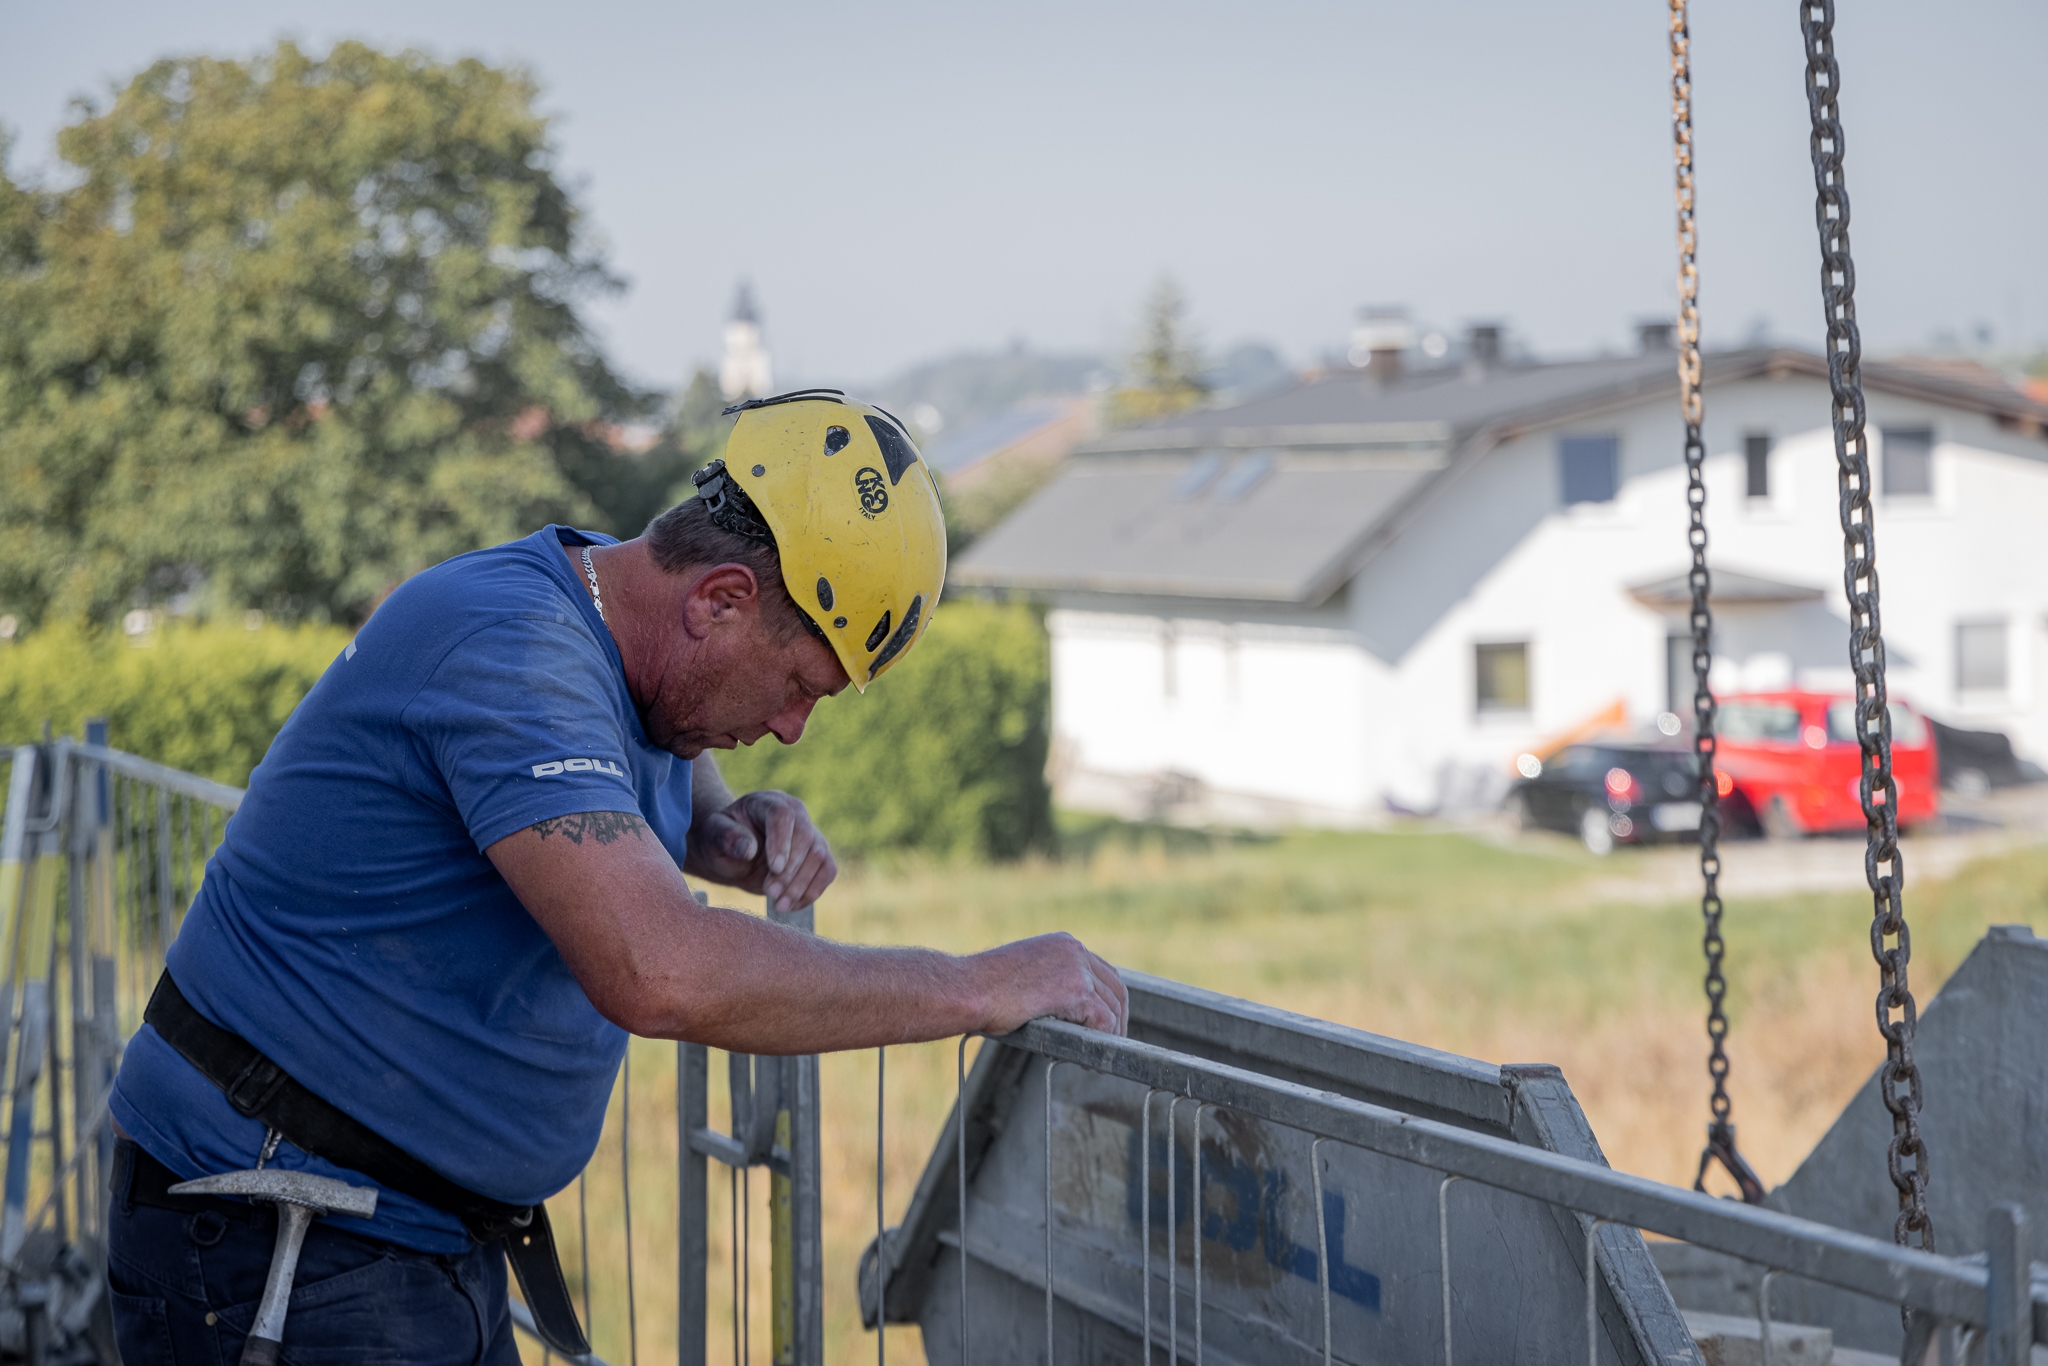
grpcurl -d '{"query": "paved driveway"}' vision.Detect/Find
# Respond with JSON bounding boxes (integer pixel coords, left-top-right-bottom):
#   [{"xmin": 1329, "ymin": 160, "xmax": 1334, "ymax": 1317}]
[{"xmin": 1499, "ymin": 784, "xmax": 2048, "ymax": 903}]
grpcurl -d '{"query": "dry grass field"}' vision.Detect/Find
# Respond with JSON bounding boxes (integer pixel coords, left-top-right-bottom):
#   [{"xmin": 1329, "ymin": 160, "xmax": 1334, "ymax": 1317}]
[{"xmin": 531, "ymin": 823, "xmax": 2048, "ymax": 1365}]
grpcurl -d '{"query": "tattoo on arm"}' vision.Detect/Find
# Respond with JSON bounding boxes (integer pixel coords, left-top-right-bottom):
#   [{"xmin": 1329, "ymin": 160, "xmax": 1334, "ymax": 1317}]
[{"xmin": 531, "ymin": 811, "xmax": 649, "ymax": 846}]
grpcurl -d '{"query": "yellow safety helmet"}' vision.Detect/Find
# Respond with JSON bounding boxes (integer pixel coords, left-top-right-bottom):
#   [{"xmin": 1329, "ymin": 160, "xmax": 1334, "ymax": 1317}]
[{"xmin": 692, "ymin": 389, "xmax": 946, "ymax": 692}]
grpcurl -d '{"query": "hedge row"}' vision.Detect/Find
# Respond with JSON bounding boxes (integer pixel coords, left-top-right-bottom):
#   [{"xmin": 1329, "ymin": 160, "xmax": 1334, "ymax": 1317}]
[
  {"xmin": 717, "ymin": 599, "xmax": 1055, "ymax": 861},
  {"xmin": 0, "ymin": 621, "xmax": 351, "ymax": 784},
  {"xmin": 0, "ymin": 600, "xmax": 1054, "ymax": 861}
]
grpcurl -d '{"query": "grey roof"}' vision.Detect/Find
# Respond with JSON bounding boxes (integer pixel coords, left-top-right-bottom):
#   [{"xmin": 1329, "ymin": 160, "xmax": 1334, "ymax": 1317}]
[
  {"xmin": 1627, "ymin": 567, "xmax": 1827, "ymax": 610},
  {"xmin": 923, "ymin": 400, "xmax": 1070, "ymax": 475},
  {"xmin": 954, "ymin": 347, "xmax": 2048, "ymax": 604},
  {"xmin": 958, "ymin": 451, "xmax": 1438, "ymax": 601}
]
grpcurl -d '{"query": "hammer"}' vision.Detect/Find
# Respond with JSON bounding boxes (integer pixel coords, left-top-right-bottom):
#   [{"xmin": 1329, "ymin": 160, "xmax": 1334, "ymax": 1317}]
[{"xmin": 169, "ymin": 1168, "xmax": 378, "ymax": 1365}]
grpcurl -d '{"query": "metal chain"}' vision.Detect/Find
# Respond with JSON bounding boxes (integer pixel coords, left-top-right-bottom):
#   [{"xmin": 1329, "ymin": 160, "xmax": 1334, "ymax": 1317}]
[
  {"xmin": 1799, "ymin": 0, "xmax": 1932, "ymax": 1253},
  {"xmin": 1673, "ymin": 0, "xmax": 1764, "ymax": 1206}
]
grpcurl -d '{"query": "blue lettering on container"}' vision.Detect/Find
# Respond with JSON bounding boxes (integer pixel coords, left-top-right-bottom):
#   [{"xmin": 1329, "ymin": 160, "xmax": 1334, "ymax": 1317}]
[{"xmin": 1124, "ymin": 1128, "xmax": 1380, "ymax": 1312}]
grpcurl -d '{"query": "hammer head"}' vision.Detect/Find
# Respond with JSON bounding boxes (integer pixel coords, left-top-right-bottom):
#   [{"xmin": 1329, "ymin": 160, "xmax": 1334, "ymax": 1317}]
[{"xmin": 168, "ymin": 1168, "xmax": 378, "ymax": 1220}]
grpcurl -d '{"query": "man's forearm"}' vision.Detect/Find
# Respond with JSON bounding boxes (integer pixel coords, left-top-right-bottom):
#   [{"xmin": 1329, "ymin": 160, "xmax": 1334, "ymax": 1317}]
[
  {"xmin": 624, "ymin": 902, "xmax": 991, "ymax": 1052},
  {"xmin": 491, "ymin": 813, "xmax": 1125, "ymax": 1050}
]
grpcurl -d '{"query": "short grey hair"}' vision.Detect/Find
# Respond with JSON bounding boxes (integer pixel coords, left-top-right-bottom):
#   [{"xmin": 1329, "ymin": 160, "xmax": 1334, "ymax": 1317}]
[{"xmin": 643, "ymin": 497, "xmax": 807, "ymax": 642}]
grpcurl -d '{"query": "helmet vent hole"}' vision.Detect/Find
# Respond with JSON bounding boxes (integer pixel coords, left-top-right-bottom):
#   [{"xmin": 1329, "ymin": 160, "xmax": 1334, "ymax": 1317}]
[
  {"xmin": 816, "ymin": 577, "xmax": 834, "ymax": 611},
  {"xmin": 824, "ymin": 426, "xmax": 851, "ymax": 455},
  {"xmin": 864, "ymin": 611, "xmax": 892, "ymax": 653},
  {"xmin": 866, "ymin": 594, "xmax": 924, "ymax": 680},
  {"xmin": 862, "ymin": 415, "xmax": 921, "ymax": 485}
]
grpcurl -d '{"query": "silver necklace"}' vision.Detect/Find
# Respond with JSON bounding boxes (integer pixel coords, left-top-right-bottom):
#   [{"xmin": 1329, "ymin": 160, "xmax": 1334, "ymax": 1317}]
[{"xmin": 579, "ymin": 545, "xmax": 607, "ymax": 624}]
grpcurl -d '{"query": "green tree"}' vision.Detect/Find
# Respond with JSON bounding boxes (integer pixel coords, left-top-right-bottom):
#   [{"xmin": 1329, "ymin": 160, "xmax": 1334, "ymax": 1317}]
[
  {"xmin": 671, "ymin": 366, "xmax": 731, "ymax": 439},
  {"xmin": 1105, "ymin": 275, "xmax": 1208, "ymax": 428},
  {"xmin": 0, "ymin": 41, "xmax": 649, "ymax": 626}
]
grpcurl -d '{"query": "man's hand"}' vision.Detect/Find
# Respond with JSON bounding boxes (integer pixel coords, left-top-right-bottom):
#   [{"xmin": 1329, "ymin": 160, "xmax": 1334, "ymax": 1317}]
[
  {"xmin": 685, "ymin": 789, "xmax": 838, "ymax": 913},
  {"xmin": 969, "ymin": 933, "xmax": 1128, "ymax": 1037}
]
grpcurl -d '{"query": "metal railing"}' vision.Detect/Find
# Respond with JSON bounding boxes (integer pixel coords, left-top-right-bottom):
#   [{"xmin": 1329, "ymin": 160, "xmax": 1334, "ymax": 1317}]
[
  {"xmin": 665, "ymin": 909, "xmax": 827, "ymax": 1366},
  {"xmin": 0, "ymin": 726, "xmax": 241, "ymax": 1358}
]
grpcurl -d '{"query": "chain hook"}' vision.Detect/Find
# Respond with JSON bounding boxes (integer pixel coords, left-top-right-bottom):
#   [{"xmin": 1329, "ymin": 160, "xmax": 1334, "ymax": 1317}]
[{"xmin": 1692, "ymin": 1123, "xmax": 1767, "ymax": 1205}]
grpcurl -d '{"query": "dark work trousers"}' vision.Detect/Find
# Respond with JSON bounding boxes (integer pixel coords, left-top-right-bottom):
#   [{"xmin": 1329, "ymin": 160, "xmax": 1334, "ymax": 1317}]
[{"xmin": 106, "ymin": 1140, "xmax": 522, "ymax": 1365}]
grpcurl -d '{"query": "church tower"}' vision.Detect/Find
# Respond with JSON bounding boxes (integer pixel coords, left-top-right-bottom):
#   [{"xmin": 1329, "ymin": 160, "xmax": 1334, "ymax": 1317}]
[{"xmin": 719, "ymin": 282, "xmax": 774, "ymax": 401}]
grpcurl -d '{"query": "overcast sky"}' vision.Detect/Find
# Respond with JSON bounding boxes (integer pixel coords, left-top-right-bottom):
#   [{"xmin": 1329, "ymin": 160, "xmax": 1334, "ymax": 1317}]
[{"xmin": 3, "ymin": 1, "xmax": 2042, "ymax": 390}]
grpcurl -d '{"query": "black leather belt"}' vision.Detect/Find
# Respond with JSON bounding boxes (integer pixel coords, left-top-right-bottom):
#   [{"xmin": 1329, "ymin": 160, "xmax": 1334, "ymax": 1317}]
[
  {"xmin": 118, "ymin": 1139, "xmax": 260, "ymax": 1221},
  {"xmin": 143, "ymin": 970, "xmax": 590, "ymax": 1356}
]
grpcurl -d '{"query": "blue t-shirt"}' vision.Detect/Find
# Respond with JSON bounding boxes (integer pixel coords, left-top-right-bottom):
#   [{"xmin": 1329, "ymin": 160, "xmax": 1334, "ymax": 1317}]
[{"xmin": 110, "ymin": 526, "xmax": 694, "ymax": 1251}]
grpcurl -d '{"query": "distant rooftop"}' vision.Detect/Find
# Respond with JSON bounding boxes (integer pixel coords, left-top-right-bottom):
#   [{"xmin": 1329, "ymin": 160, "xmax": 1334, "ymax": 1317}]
[
  {"xmin": 923, "ymin": 400, "xmax": 1074, "ymax": 476},
  {"xmin": 955, "ymin": 346, "xmax": 2048, "ymax": 605}
]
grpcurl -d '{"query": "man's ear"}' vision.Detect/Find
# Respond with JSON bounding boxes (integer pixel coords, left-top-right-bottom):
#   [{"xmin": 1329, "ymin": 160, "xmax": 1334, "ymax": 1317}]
[{"xmin": 679, "ymin": 563, "xmax": 762, "ymax": 640}]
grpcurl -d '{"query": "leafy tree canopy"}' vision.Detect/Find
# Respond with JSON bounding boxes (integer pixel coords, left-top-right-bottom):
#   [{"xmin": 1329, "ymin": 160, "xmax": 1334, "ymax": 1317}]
[
  {"xmin": 0, "ymin": 41, "xmax": 651, "ymax": 626},
  {"xmin": 1105, "ymin": 275, "xmax": 1208, "ymax": 429}
]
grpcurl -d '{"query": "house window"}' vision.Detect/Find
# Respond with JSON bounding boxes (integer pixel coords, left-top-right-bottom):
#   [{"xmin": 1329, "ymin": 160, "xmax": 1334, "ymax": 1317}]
[
  {"xmin": 1883, "ymin": 428, "xmax": 1934, "ymax": 498},
  {"xmin": 1475, "ymin": 642, "xmax": 1530, "ymax": 713},
  {"xmin": 1744, "ymin": 434, "xmax": 1771, "ymax": 499},
  {"xmin": 1667, "ymin": 633, "xmax": 1701, "ymax": 716},
  {"xmin": 1560, "ymin": 436, "xmax": 1619, "ymax": 505},
  {"xmin": 1956, "ymin": 619, "xmax": 2008, "ymax": 694}
]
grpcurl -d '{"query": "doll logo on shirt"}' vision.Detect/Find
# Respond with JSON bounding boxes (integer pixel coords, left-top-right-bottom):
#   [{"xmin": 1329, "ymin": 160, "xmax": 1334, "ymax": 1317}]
[{"xmin": 531, "ymin": 758, "xmax": 627, "ymax": 779}]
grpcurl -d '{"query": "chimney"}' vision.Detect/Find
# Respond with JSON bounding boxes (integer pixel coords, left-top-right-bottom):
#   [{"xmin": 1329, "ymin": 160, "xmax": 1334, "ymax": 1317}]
[
  {"xmin": 1466, "ymin": 324, "xmax": 1504, "ymax": 368},
  {"xmin": 1636, "ymin": 320, "xmax": 1676, "ymax": 353},
  {"xmin": 1349, "ymin": 307, "xmax": 1415, "ymax": 379}
]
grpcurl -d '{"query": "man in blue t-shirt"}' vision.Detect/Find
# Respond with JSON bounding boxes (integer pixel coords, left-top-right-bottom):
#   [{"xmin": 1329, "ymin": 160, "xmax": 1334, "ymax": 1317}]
[{"xmin": 106, "ymin": 394, "xmax": 1126, "ymax": 1363}]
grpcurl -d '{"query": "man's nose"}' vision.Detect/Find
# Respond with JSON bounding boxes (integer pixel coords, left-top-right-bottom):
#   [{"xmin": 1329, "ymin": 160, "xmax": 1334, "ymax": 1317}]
[{"xmin": 767, "ymin": 694, "xmax": 819, "ymax": 746}]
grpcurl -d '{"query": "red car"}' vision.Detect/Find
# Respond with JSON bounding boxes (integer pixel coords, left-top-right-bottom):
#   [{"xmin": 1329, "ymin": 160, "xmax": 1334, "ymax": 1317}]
[{"xmin": 1713, "ymin": 690, "xmax": 1939, "ymax": 837}]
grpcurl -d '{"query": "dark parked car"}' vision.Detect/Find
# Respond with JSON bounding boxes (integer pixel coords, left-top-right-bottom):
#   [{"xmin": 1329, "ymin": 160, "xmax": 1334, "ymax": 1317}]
[{"xmin": 1507, "ymin": 742, "xmax": 1703, "ymax": 854}]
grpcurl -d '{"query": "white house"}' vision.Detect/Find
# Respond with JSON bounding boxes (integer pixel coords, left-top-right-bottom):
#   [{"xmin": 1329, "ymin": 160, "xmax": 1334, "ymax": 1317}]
[{"xmin": 954, "ymin": 339, "xmax": 2048, "ymax": 825}]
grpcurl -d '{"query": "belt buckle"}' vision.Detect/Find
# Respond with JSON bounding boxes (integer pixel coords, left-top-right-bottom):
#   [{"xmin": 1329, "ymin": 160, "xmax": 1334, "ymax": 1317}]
[
  {"xmin": 224, "ymin": 1055, "xmax": 289, "ymax": 1117},
  {"xmin": 468, "ymin": 1206, "xmax": 535, "ymax": 1244}
]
